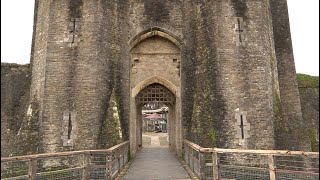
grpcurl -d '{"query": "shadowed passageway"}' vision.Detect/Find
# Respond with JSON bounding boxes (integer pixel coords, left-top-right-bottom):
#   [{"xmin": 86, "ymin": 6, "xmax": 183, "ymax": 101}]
[{"xmin": 123, "ymin": 133, "xmax": 190, "ymax": 180}]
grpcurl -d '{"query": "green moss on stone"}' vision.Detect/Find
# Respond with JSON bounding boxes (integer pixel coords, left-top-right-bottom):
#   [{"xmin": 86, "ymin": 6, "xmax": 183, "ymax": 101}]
[
  {"xmin": 98, "ymin": 90, "xmax": 122, "ymax": 149},
  {"xmin": 274, "ymin": 90, "xmax": 288, "ymax": 133},
  {"xmin": 308, "ymin": 128, "xmax": 319, "ymax": 152},
  {"xmin": 208, "ymin": 128, "xmax": 217, "ymax": 147}
]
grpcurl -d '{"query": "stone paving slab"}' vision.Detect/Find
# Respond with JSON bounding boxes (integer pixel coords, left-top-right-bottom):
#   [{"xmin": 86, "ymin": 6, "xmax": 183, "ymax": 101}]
[{"xmin": 123, "ymin": 147, "xmax": 191, "ymax": 180}]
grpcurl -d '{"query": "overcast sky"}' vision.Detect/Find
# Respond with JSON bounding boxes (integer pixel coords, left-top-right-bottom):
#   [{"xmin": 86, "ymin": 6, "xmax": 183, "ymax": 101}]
[{"xmin": 1, "ymin": 0, "xmax": 319, "ymax": 76}]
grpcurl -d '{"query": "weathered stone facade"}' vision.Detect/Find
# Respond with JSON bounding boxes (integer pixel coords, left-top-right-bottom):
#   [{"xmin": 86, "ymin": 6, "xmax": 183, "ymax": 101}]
[
  {"xmin": 1, "ymin": 63, "xmax": 40, "ymax": 157},
  {"xmin": 1, "ymin": 0, "xmax": 314, "ymax": 157}
]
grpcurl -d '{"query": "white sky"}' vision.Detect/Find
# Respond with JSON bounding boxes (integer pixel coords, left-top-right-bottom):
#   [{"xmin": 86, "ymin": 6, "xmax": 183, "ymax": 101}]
[{"xmin": 1, "ymin": 0, "xmax": 319, "ymax": 76}]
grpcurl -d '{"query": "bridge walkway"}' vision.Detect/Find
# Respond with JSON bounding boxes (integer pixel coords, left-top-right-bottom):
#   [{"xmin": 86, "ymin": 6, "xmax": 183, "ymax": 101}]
[{"xmin": 122, "ymin": 133, "xmax": 191, "ymax": 180}]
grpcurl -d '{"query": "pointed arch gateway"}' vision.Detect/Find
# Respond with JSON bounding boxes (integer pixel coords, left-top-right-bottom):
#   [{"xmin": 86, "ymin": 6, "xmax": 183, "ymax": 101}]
[{"xmin": 129, "ymin": 28, "xmax": 182, "ymax": 156}]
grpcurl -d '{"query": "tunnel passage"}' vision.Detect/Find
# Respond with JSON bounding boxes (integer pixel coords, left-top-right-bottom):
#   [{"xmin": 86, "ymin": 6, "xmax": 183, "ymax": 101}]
[{"xmin": 135, "ymin": 83, "xmax": 178, "ymax": 151}]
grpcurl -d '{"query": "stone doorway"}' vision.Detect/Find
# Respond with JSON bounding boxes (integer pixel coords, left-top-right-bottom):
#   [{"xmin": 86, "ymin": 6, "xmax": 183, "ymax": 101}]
[
  {"xmin": 129, "ymin": 29, "xmax": 182, "ymax": 156},
  {"xmin": 130, "ymin": 77, "xmax": 182, "ymax": 156}
]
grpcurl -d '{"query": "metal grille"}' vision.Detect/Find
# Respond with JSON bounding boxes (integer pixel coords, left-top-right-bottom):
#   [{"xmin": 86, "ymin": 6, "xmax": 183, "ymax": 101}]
[
  {"xmin": 1, "ymin": 160, "xmax": 29, "ymax": 179},
  {"xmin": 220, "ymin": 165, "xmax": 269, "ymax": 180},
  {"xmin": 184, "ymin": 143, "xmax": 202, "ymax": 178},
  {"xmin": 36, "ymin": 168, "xmax": 83, "ymax": 180},
  {"xmin": 277, "ymin": 170, "xmax": 319, "ymax": 180},
  {"xmin": 1, "ymin": 141, "xmax": 129, "ymax": 180},
  {"xmin": 90, "ymin": 168, "xmax": 106, "ymax": 180},
  {"xmin": 183, "ymin": 140, "xmax": 319, "ymax": 180},
  {"xmin": 275, "ymin": 155, "xmax": 319, "ymax": 180},
  {"xmin": 90, "ymin": 153, "xmax": 107, "ymax": 180},
  {"xmin": 136, "ymin": 83, "xmax": 175, "ymax": 104}
]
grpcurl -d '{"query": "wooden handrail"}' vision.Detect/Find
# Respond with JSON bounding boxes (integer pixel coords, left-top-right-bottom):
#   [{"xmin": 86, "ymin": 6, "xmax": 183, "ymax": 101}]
[
  {"xmin": 184, "ymin": 139, "xmax": 202, "ymax": 151},
  {"xmin": 200, "ymin": 148, "xmax": 319, "ymax": 156},
  {"xmin": 184, "ymin": 139, "xmax": 319, "ymax": 156},
  {"xmin": 1, "ymin": 141, "xmax": 129, "ymax": 162}
]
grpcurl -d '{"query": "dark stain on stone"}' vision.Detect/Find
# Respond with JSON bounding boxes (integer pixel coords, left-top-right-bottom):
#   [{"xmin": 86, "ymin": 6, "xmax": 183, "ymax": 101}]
[
  {"xmin": 69, "ymin": 0, "xmax": 83, "ymax": 18},
  {"xmin": 231, "ymin": 0, "xmax": 248, "ymax": 18},
  {"xmin": 144, "ymin": 0, "xmax": 170, "ymax": 22}
]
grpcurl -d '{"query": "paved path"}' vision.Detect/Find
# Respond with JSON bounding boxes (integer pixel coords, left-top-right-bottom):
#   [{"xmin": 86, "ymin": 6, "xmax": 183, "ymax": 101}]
[
  {"xmin": 123, "ymin": 147, "xmax": 191, "ymax": 180},
  {"xmin": 150, "ymin": 136, "xmax": 160, "ymax": 146}
]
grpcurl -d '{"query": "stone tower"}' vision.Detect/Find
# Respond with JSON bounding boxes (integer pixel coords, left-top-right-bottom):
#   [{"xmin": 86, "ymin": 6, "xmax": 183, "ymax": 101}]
[{"xmin": 29, "ymin": 0, "xmax": 310, "ymax": 155}]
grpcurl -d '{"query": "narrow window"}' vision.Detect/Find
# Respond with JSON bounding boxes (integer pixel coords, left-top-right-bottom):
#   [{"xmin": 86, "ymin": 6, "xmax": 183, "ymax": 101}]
[
  {"xmin": 62, "ymin": 111, "xmax": 77, "ymax": 146},
  {"xmin": 70, "ymin": 19, "xmax": 76, "ymax": 43},
  {"xmin": 235, "ymin": 110, "xmax": 250, "ymax": 142},
  {"xmin": 237, "ymin": 18, "xmax": 243, "ymax": 43},
  {"xmin": 66, "ymin": 19, "xmax": 78, "ymax": 44},
  {"xmin": 68, "ymin": 112, "xmax": 72, "ymax": 140},
  {"xmin": 240, "ymin": 114, "xmax": 244, "ymax": 139},
  {"xmin": 235, "ymin": 17, "xmax": 246, "ymax": 46}
]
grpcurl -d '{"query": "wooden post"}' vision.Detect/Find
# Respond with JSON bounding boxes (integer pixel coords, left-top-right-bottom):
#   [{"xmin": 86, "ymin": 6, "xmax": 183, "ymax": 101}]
[
  {"xmin": 117, "ymin": 150, "xmax": 121, "ymax": 175},
  {"xmin": 119, "ymin": 148, "xmax": 123, "ymax": 171},
  {"xmin": 28, "ymin": 158, "xmax": 36, "ymax": 180},
  {"xmin": 199, "ymin": 152, "xmax": 206, "ymax": 179},
  {"xmin": 212, "ymin": 152, "xmax": 220, "ymax": 180},
  {"xmin": 191, "ymin": 148, "xmax": 194, "ymax": 173},
  {"xmin": 82, "ymin": 153, "xmax": 91, "ymax": 180},
  {"xmin": 122, "ymin": 147, "xmax": 125, "ymax": 170},
  {"xmin": 268, "ymin": 155, "xmax": 276, "ymax": 180},
  {"xmin": 106, "ymin": 153, "xmax": 113, "ymax": 180},
  {"xmin": 185, "ymin": 144, "xmax": 188, "ymax": 165}
]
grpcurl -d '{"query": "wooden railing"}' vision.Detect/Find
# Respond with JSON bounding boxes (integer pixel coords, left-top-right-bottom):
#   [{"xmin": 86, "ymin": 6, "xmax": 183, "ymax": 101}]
[
  {"xmin": 1, "ymin": 141, "xmax": 129, "ymax": 180},
  {"xmin": 184, "ymin": 139, "xmax": 319, "ymax": 180}
]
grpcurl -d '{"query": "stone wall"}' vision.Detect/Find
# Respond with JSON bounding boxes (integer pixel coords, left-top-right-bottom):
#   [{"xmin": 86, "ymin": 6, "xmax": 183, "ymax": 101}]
[
  {"xmin": 29, "ymin": 0, "xmax": 130, "ymax": 153},
  {"xmin": 299, "ymin": 88, "xmax": 319, "ymax": 151},
  {"xmin": 270, "ymin": 0, "xmax": 310, "ymax": 151},
  {"xmin": 1, "ymin": 63, "xmax": 40, "ymax": 157},
  {"xmin": 181, "ymin": 0, "xmax": 276, "ymax": 149},
  {"xmin": 30, "ymin": 0, "xmax": 278, "ymax": 153},
  {"xmin": 297, "ymin": 74, "xmax": 319, "ymax": 152}
]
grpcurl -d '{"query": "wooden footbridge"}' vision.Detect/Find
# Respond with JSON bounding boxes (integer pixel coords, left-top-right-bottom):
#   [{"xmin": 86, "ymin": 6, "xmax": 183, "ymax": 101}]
[{"xmin": 1, "ymin": 138, "xmax": 319, "ymax": 180}]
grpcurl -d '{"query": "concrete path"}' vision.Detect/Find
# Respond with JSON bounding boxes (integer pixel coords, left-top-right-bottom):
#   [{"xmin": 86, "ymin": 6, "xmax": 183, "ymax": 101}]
[
  {"xmin": 150, "ymin": 136, "xmax": 160, "ymax": 146},
  {"xmin": 122, "ymin": 147, "xmax": 191, "ymax": 180}
]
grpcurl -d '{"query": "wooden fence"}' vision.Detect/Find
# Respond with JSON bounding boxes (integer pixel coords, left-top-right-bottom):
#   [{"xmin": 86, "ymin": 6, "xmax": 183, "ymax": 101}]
[
  {"xmin": 184, "ymin": 139, "xmax": 319, "ymax": 180},
  {"xmin": 1, "ymin": 141, "xmax": 129, "ymax": 180}
]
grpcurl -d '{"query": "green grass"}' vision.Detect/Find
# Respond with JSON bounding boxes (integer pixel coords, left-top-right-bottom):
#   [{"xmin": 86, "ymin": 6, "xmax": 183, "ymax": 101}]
[{"xmin": 297, "ymin": 74, "xmax": 319, "ymax": 88}]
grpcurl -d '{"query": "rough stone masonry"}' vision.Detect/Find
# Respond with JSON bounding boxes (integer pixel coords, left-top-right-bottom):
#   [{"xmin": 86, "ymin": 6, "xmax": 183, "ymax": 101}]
[{"xmin": 1, "ymin": 0, "xmax": 314, "ymax": 157}]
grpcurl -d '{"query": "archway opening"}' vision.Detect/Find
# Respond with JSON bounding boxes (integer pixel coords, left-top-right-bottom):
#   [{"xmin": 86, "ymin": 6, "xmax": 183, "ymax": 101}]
[
  {"xmin": 129, "ymin": 31, "xmax": 182, "ymax": 156},
  {"xmin": 135, "ymin": 83, "xmax": 176, "ymax": 151}
]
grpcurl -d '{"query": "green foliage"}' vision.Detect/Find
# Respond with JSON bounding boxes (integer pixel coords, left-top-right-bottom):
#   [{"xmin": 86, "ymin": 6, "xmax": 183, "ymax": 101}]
[
  {"xmin": 308, "ymin": 128, "xmax": 319, "ymax": 152},
  {"xmin": 297, "ymin": 74, "xmax": 319, "ymax": 88}
]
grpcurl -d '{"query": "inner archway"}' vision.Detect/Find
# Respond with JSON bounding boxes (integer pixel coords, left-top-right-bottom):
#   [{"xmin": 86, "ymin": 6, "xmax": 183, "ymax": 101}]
[{"xmin": 136, "ymin": 83, "xmax": 176, "ymax": 151}]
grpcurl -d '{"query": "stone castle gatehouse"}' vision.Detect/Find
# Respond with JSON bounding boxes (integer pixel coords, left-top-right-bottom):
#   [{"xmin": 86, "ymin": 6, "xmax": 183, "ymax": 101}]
[{"xmin": 3, "ymin": 0, "xmax": 310, "ymax": 156}]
